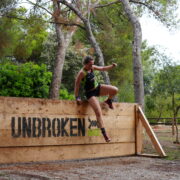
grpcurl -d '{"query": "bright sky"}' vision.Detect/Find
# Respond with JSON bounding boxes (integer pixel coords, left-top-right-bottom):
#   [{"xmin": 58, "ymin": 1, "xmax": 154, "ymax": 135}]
[{"xmin": 140, "ymin": 4, "xmax": 180, "ymax": 65}]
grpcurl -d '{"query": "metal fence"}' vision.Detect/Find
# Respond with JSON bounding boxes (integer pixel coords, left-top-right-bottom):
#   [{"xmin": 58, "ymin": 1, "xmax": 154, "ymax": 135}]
[{"xmin": 148, "ymin": 117, "xmax": 180, "ymax": 125}]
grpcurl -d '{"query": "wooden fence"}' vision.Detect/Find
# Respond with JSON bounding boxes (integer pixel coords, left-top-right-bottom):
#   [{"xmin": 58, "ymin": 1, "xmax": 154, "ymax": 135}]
[{"xmin": 0, "ymin": 96, "xmax": 166, "ymax": 164}]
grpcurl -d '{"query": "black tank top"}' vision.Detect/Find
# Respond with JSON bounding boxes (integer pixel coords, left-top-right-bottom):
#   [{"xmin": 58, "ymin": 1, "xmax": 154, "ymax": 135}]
[{"xmin": 82, "ymin": 69, "xmax": 98, "ymax": 92}]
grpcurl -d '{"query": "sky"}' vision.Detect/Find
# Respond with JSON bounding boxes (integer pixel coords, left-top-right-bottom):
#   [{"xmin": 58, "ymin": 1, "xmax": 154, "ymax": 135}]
[{"xmin": 140, "ymin": 5, "xmax": 180, "ymax": 65}]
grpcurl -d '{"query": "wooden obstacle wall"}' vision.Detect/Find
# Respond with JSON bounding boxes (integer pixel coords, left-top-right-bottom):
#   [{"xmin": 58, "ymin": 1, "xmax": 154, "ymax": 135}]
[{"xmin": 0, "ymin": 96, "xmax": 139, "ymax": 163}]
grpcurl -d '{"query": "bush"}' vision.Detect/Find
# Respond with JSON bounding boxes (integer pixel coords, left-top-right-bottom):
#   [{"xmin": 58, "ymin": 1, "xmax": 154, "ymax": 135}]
[
  {"xmin": 59, "ymin": 87, "xmax": 74, "ymax": 100},
  {"xmin": 0, "ymin": 62, "xmax": 52, "ymax": 98}
]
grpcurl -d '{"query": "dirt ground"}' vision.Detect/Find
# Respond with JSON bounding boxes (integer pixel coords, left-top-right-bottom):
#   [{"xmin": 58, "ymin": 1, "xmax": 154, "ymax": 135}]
[{"xmin": 0, "ymin": 126, "xmax": 179, "ymax": 180}]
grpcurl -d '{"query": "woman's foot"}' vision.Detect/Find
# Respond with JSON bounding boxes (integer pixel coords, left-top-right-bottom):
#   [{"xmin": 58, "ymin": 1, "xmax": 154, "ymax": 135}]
[
  {"xmin": 103, "ymin": 133, "xmax": 111, "ymax": 143},
  {"xmin": 104, "ymin": 98, "xmax": 114, "ymax": 109},
  {"xmin": 101, "ymin": 128, "xmax": 111, "ymax": 142}
]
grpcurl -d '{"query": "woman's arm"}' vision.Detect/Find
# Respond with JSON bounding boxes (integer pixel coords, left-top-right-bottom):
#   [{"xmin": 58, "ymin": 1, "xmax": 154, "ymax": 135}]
[
  {"xmin": 93, "ymin": 63, "xmax": 117, "ymax": 71},
  {"xmin": 74, "ymin": 70, "xmax": 84, "ymax": 98}
]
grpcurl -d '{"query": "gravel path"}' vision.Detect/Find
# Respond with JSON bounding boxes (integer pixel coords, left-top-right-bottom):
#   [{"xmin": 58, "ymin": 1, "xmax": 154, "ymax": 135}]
[{"xmin": 0, "ymin": 156, "xmax": 179, "ymax": 180}]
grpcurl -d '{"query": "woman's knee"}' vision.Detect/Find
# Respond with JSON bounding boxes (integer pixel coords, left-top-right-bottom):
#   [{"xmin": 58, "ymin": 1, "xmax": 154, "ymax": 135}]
[
  {"xmin": 115, "ymin": 87, "xmax": 119, "ymax": 94},
  {"xmin": 112, "ymin": 86, "xmax": 118, "ymax": 95}
]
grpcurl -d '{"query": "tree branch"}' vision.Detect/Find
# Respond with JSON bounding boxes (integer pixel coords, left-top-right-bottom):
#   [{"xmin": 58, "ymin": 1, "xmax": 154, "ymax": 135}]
[
  {"xmin": 93, "ymin": 0, "xmax": 120, "ymax": 9},
  {"xmin": 129, "ymin": 0, "xmax": 161, "ymax": 17},
  {"xmin": 0, "ymin": 14, "xmax": 85, "ymax": 30},
  {"xmin": 58, "ymin": 0, "xmax": 86, "ymax": 23},
  {"xmin": 26, "ymin": 0, "xmax": 53, "ymax": 16},
  {"xmin": 87, "ymin": 0, "xmax": 91, "ymax": 21},
  {"xmin": 0, "ymin": 14, "xmax": 28, "ymax": 21}
]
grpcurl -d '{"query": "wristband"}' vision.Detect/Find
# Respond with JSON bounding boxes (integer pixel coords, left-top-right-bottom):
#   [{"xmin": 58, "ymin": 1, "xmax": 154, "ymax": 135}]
[{"xmin": 76, "ymin": 96, "xmax": 80, "ymax": 100}]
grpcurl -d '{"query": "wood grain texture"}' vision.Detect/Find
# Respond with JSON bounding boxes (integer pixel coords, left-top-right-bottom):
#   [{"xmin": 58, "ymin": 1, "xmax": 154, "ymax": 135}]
[
  {"xmin": 138, "ymin": 107, "xmax": 166, "ymax": 157},
  {"xmin": 0, "ymin": 96, "xmax": 137, "ymax": 163},
  {"xmin": 0, "ymin": 143, "xmax": 135, "ymax": 164}
]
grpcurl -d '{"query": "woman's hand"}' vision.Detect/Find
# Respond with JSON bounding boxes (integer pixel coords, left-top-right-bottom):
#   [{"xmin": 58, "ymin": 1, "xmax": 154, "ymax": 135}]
[
  {"xmin": 112, "ymin": 63, "xmax": 117, "ymax": 67},
  {"xmin": 76, "ymin": 96, "xmax": 82, "ymax": 105}
]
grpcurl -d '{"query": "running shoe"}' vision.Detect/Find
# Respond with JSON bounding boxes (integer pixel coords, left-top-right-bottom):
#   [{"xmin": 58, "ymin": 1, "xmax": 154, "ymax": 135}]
[
  {"xmin": 103, "ymin": 133, "xmax": 111, "ymax": 143},
  {"xmin": 104, "ymin": 99, "xmax": 114, "ymax": 109}
]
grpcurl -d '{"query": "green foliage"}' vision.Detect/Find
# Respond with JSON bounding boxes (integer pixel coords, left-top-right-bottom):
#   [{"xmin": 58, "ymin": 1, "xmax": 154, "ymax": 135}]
[
  {"xmin": 0, "ymin": 14, "xmax": 19, "ymax": 57},
  {"xmin": 62, "ymin": 48, "xmax": 83, "ymax": 94},
  {"xmin": 59, "ymin": 87, "xmax": 74, "ymax": 100},
  {"xmin": 1, "ymin": 0, "xmax": 179, "ymax": 108},
  {"xmin": 133, "ymin": 0, "xmax": 179, "ymax": 28},
  {"xmin": 141, "ymin": 42, "xmax": 180, "ymax": 118},
  {"xmin": 0, "ymin": 8, "xmax": 48, "ymax": 63},
  {"xmin": 118, "ymin": 81, "xmax": 134, "ymax": 102},
  {"xmin": 0, "ymin": 62, "xmax": 52, "ymax": 98},
  {"xmin": 0, "ymin": 0, "xmax": 18, "ymax": 14},
  {"xmin": 153, "ymin": 64, "xmax": 180, "ymax": 96},
  {"xmin": 40, "ymin": 32, "xmax": 57, "ymax": 71},
  {"xmin": 141, "ymin": 41, "xmax": 157, "ymax": 95},
  {"xmin": 92, "ymin": 3, "xmax": 134, "ymax": 102},
  {"xmin": 145, "ymin": 63, "xmax": 180, "ymax": 118}
]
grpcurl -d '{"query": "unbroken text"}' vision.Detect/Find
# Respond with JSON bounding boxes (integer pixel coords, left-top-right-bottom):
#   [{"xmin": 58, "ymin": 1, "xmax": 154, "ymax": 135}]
[{"xmin": 11, "ymin": 117, "xmax": 86, "ymax": 138}]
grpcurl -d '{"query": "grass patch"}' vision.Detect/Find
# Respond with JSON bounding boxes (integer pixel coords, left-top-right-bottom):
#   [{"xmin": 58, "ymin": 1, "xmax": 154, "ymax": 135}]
[
  {"xmin": 143, "ymin": 126, "xmax": 180, "ymax": 160},
  {"xmin": 0, "ymin": 172, "xmax": 7, "ymax": 176},
  {"xmin": 165, "ymin": 149, "xmax": 180, "ymax": 160}
]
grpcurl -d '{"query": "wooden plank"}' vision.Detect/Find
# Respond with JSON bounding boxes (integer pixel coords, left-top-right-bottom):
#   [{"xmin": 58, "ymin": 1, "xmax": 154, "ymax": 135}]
[
  {"xmin": 0, "ymin": 97, "xmax": 137, "ymax": 163},
  {"xmin": 0, "ymin": 128, "xmax": 135, "ymax": 147},
  {"xmin": 135, "ymin": 105, "xmax": 143, "ymax": 154},
  {"xmin": 0, "ymin": 98, "xmax": 4, "ymax": 112},
  {"xmin": 0, "ymin": 114, "xmax": 135, "ymax": 147},
  {"xmin": 138, "ymin": 153, "xmax": 161, "ymax": 158},
  {"xmin": 0, "ymin": 114, "xmax": 135, "ymax": 130},
  {"xmin": 0, "ymin": 142, "xmax": 135, "ymax": 164},
  {"xmin": 0, "ymin": 96, "xmax": 136, "ymax": 116},
  {"xmin": 138, "ymin": 107, "xmax": 167, "ymax": 157},
  {"xmin": 0, "ymin": 112, "xmax": 135, "ymax": 147}
]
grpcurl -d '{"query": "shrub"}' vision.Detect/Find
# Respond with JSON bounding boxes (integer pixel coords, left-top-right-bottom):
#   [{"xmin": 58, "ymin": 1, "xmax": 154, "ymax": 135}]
[{"xmin": 0, "ymin": 62, "xmax": 52, "ymax": 98}]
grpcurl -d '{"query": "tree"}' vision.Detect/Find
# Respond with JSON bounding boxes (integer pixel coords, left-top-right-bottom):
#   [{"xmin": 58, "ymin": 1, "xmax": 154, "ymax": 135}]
[
  {"xmin": 58, "ymin": 0, "xmax": 178, "ymax": 107},
  {"xmin": 129, "ymin": 0, "xmax": 179, "ymax": 29},
  {"xmin": 58, "ymin": 0, "xmax": 111, "ymax": 86},
  {"xmin": 120, "ymin": 0, "xmax": 144, "ymax": 108},
  {"xmin": 0, "ymin": 0, "xmax": 18, "ymax": 15},
  {"xmin": 0, "ymin": 7, "xmax": 48, "ymax": 63},
  {"xmin": 40, "ymin": 32, "xmax": 57, "ymax": 71},
  {"xmin": 153, "ymin": 63, "xmax": 180, "ymax": 143},
  {"xmin": 119, "ymin": 0, "xmax": 179, "ymax": 108},
  {"xmin": 92, "ymin": 3, "xmax": 134, "ymax": 102},
  {"xmin": 1, "ymin": 0, "xmax": 178, "ymax": 104},
  {"xmin": 14, "ymin": 14, "xmax": 48, "ymax": 63},
  {"xmin": 17, "ymin": 0, "xmax": 79, "ymax": 99},
  {"xmin": 49, "ymin": 1, "xmax": 78, "ymax": 99}
]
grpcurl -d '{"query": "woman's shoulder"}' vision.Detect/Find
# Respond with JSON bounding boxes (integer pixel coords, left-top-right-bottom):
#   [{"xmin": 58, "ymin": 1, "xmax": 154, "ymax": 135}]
[{"xmin": 78, "ymin": 68, "xmax": 87, "ymax": 77}]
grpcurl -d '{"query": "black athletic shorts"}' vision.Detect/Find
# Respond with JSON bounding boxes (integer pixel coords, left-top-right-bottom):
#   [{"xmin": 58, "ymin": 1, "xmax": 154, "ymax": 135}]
[{"xmin": 85, "ymin": 84, "xmax": 101, "ymax": 100}]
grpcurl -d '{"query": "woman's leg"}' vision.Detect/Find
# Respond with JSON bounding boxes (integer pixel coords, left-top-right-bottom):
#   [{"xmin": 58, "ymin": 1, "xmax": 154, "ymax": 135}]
[
  {"xmin": 100, "ymin": 84, "xmax": 118, "ymax": 99},
  {"xmin": 88, "ymin": 96, "xmax": 104, "ymax": 128},
  {"xmin": 99, "ymin": 84, "xmax": 118, "ymax": 109},
  {"xmin": 88, "ymin": 96, "xmax": 110, "ymax": 142}
]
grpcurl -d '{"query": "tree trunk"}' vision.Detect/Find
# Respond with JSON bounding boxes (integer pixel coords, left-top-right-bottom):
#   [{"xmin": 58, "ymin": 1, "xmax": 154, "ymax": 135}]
[
  {"xmin": 157, "ymin": 105, "xmax": 163, "ymax": 123},
  {"xmin": 172, "ymin": 92, "xmax": 175, "ymax": 135},
  {"xmin": 84, "ymin": 20, "xmax": 110, "ymax": 85},
  {"xmin": 174, "ymin": 117, "xmax": 179, "ymax": 144},
  {"xmin": 120, "ymin": 0, "xmax": 144, "ymax": 109},
  {"xmin": 49, "ymin": 2, "xmax": 76, "ymax": 99},
  {"xmin": 49, "ymin": 24, "xmax": 65, "ymax": 99},
  {"xmin": 174, "ymin": 106, "xmax": 180, "ymax": 144},
  {"xmin": 172, "ymin": 92, "xmax": 179, "ymax": 143}
]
